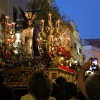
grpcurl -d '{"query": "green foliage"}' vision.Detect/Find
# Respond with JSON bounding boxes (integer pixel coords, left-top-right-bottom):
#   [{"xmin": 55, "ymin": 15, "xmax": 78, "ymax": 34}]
[{"xmin": 26, "ymin": 0, "xmax": 65, "ymax": 27}]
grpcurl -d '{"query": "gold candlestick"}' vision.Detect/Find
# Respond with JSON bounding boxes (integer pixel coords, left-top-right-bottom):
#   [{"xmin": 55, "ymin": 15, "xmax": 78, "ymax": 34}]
[
  {"xmin": 11, "ymin": 22, "xmax": 15, "ymax": 34},
  {"xmin": 56, "ymin": 20, "xmax": 60, "ymax": 28}
]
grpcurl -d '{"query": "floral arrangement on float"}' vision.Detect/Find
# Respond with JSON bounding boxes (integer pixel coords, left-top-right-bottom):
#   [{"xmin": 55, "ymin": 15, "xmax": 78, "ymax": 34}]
[{"xmin": 2, "ymin": 47, "xmax": 44, "ymax": 70}]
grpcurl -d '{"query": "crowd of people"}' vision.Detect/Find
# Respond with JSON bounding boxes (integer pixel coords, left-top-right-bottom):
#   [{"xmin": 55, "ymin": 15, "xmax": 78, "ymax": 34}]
[{"xmin": 0, "ymin": 58, "xmax": 100, "ymax": 100}]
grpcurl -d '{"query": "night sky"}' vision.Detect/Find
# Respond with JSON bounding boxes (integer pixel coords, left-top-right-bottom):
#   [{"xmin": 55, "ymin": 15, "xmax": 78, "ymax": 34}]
[{"xmin": 55, "ymin": 0, "xmax": 100, "ymax": 39}]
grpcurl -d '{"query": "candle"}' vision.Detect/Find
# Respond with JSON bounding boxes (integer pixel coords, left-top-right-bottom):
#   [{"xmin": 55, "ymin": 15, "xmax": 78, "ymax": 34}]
[
  {"xmin": 50, "ymin": 35, "xmax": 53, "ymax": 44},
  {"xmin": 11, "ymin": 22, "xmax": 15, "ymax": 34},
  {"xmin": 5, "ymin": 16, "xmax": 9, "ymax": 25},
  {"xmin": 56, "ymin": 20, "xmax": 60, "ymax": 28},
  {"xmin": 40, "ymin": 20, "xmax": 44, "ymax": 28},
  {"xmin": 5, "ymin": 16, "xmax": 9, "ymax": 30},
  {"xmin": 8, "ymin": 23, "xmax": 11, "ymax": 30},
  {"xmin": 48, "ymin": 13, "xmax": 52, "ymax": 21},
  {"xmin": 12, "ymin": 22, "xmax": 15, "ymax": 29}
]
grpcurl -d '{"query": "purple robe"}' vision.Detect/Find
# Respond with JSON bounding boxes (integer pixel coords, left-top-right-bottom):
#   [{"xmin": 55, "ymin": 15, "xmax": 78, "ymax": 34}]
[{"xmin": 33, "ymin": 27, "xmax": 39, "ymax": 56}]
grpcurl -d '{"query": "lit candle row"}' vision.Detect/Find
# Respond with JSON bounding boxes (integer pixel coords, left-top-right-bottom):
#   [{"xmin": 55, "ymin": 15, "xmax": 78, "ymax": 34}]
[
  {"xmin": 40, "ymin": 19, "xmax": 60, "ymax": 28},
  {"xmin": 40, "ymin": 13, "xmax": 52, "ymax": 28},
  {"xmin": 7, "ymin": 22, "xmax": 15, "ymax": 30}
]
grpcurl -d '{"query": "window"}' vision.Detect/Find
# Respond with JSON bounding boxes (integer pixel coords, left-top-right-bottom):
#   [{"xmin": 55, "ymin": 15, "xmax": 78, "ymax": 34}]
[{"xmin": 79, "ymin": 48, "xmax": 82, "ymax": 54}]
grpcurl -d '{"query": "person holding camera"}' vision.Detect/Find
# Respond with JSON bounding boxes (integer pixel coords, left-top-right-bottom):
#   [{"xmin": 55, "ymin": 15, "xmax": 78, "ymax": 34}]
[{"xmin": 77, "ymin": 58, "xmax": 100, "ymax": 100}]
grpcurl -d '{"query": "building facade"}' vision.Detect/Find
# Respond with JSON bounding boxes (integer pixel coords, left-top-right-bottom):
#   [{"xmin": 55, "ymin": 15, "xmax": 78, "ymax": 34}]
[
  {"xmin": 0, "ymin": 0, "xmax": 28, "ymax": 43},
  {"xmin": 82, "ymin": 39, "xmax": 100, "ymax": 65},
  {"xmin": 70, "ymin": 20, "xmax": 83, "ymax": 65}
]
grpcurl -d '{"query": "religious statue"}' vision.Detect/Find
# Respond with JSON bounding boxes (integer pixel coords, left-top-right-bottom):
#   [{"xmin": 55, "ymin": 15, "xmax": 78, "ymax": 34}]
[
  {"xmin": 21, "ymin": 18, "xmax": 39, "ymax": 57},
  {"xmin": 19, "ymin": 6, "xmax": 41, "ymax": 57}
]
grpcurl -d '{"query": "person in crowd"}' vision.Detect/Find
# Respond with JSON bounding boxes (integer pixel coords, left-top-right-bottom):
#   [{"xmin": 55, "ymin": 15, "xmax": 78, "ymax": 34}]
[
  {"xmin": 51, "ymin": 82, "xmax": 63, "ymax": 100},
  {"xmin": 0, "ymin": 72, "xmax": 15, "ymax": 100},
  {"xmin": 20, "ymin": 70, "xmax": 56, "ymax": 100},
  {"xmin": 55, "ymin": 76, "xmax": 67, "ymax": 100},
  {"xmin": 85, "ymin": 73, "xmax": 100, "ymax": 100},
  {"xmin": 55, "ymin": 76, "xmax": 67, "ymax": 92},
  {"xmin": 77, "ymin": 58, "xmax": 100, "ymax": 100},
  {"xmin": 78, "ymin": 74, "xmax": 89, "ymax": 100},
  {"xmin": 64, "ymin": 82, "xmax": 78, "ymax": 100}
]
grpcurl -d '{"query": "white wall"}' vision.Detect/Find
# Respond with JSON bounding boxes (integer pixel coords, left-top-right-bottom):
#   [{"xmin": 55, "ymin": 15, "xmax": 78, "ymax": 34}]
[
  {"xmin": 83, "ymin": 45, "xmax": 100, "ymax": 64},
  {"xmin": 82, "ymin": 39, "xmax": 89, "ymax": 46}
]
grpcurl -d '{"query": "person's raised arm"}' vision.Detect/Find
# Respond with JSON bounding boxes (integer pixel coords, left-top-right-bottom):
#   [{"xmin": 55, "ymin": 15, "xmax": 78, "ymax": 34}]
[{"xmin": 77, "ymin": 58, "xmax": 93, "ymax": 100}]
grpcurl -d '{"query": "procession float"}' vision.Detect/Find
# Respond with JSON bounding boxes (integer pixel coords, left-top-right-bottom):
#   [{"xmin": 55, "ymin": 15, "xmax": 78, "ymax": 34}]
[{"xmin": 0, "ymin": 12, "xmax": 82, "ymax": 87}]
